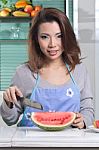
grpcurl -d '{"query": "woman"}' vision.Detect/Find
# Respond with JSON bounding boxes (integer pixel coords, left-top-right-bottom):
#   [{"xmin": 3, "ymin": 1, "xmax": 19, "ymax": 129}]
[{"xmin": 0, "ymin": 8, "xmax": 94, "ymax": 128}]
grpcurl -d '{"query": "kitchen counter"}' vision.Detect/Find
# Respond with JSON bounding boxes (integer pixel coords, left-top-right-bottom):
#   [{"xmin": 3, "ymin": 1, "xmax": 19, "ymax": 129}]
[
  {"xmin": 0, "ymin": 126, "xmax": 99, "ymax": 149},
  {"xmin": 0, "ymin": 127, "xmax": 16, "ymax": 147}
]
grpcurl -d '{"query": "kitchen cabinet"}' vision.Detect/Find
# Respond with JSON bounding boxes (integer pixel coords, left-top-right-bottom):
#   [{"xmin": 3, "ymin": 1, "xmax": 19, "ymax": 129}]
[{"xmin": 0, "ymin": 17, "xmax": 30, "ymax": 90}]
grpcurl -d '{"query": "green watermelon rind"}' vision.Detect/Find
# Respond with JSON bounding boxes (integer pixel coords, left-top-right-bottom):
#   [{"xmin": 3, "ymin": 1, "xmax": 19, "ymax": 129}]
[{"xmin": 31, "ymin": 112, "xmax": 76, "ymax": 131}]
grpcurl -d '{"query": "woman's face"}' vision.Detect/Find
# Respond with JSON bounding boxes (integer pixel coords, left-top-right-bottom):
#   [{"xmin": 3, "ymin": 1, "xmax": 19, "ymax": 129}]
[{"xmin": 38, "ymin": 21, "xmax": 64, "ymax": 60}]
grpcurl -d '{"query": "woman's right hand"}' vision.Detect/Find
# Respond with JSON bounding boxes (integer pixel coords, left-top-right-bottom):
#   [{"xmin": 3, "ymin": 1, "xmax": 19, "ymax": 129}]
[{"xmin": 3, "ymin": 86, "xmax": 23, "ymax": 108}]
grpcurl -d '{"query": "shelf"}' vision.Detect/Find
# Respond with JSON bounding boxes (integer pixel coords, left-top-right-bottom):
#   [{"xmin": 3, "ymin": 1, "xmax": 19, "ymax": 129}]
[
  {"xmin": 0, "ymin": 16, "xmax": 32, "ymax": 23},
  {"xmin": 0, "ymin": 39, "xmax": 27, "ymax": 43}
]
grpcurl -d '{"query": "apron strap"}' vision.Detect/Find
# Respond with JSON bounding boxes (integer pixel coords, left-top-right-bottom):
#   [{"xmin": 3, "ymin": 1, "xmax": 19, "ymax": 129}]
[
  {"xmin": 66, "ymin": 63, "xmax": 77, "ymax": 86},
  {"xmin": 30, "ymin": 73, "xmax": 40, "ymax": 98}
]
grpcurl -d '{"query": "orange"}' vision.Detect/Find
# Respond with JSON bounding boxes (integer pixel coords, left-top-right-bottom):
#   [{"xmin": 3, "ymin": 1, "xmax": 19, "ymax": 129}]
[
  {"xmin": 31, "ymin": 10, "xmax": 38, "ymax": 17},
  {"xmin": 34, "ymin": 5, "xmax": 42, "ymax": 11}
]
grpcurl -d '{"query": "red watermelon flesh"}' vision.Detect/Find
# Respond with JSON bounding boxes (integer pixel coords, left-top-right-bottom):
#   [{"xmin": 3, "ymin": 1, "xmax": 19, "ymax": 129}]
[
  {"xmin": 94, "ymin": 120, "xmax": 99, "ymax": 128},
  {"xmin": 31, "ymin": 112, "xmax": 76, "ymax": 131}
]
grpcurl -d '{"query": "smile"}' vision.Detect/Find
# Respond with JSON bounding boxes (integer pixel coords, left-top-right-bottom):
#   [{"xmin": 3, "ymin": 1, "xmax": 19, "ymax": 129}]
[{"xmin": 47, "ymin": 50, "xmax": 59, "ymax": 56}]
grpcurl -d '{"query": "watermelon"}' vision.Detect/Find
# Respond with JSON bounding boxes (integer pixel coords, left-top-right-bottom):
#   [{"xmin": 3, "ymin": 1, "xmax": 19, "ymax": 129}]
[
  {"xmin": 93, "ymin": 120, "xmax": 99, "ymax": 128},
  {"xmin": 31, "ymin": 112, "xmax": 76, "ymax": 131}
]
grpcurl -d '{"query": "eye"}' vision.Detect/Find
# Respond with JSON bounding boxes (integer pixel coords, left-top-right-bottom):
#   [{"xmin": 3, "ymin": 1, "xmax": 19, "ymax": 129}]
[
  {"xmin": 40, "ymin": 35, "xmax": 48, "ymax": 39},
  {"xmin": 57, "ymin": 34, "xmax": 62, "ymax": 38}
]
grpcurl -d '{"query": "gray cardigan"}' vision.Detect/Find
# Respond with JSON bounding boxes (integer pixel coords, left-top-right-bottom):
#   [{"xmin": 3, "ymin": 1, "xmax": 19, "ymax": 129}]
[{"xmin": 0, "ymin": 63, "xmax": 95, "ymax": 127}]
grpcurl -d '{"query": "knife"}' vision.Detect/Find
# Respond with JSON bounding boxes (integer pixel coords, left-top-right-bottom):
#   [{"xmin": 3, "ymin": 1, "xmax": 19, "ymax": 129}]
[{"xmin": 16, "ymin": 95, "xmax": 43, "ymax": 110}]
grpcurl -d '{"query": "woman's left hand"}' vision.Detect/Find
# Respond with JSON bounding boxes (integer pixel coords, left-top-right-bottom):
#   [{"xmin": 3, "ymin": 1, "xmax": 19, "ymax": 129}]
[{"xmin": 72, "ymin": 113, "xmax": 85, "ymax": 129}]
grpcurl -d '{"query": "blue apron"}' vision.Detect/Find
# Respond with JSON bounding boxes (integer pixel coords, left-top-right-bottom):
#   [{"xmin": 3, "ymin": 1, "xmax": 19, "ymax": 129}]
[{"xmin": 18, "ymin": 64, "xmax": 80, "ymax": 127}]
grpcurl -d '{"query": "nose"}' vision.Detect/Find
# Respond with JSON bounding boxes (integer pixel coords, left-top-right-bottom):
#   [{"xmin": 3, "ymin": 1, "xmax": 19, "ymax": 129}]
[{"xmin": 48, "ymin": 37, "xmax": 56, "ymax": 48}]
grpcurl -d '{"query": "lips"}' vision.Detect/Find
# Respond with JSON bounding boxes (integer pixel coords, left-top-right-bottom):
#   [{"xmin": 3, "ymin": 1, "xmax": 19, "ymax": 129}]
[{"xmin": 47, "ymin": 50, "xmax": 59, "ymax": 56}]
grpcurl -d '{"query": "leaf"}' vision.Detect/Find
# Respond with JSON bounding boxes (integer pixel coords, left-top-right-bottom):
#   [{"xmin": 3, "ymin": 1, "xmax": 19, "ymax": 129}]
[
  {"xmin": 1, "ymin": 0, "xmax": 8, "ymax": 5},
  {"xmin": 26, "ymin": 0, "xmax": 32, "ymax": 5}
]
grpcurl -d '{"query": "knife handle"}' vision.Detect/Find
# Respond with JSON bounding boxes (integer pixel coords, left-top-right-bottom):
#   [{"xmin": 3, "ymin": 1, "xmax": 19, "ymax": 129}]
[{"xmin": 16, "ymin": 95, "xmax": 24, "ymax": 101}]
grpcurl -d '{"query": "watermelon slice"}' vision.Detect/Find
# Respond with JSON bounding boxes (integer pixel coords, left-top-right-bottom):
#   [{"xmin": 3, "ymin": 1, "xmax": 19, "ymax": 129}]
[
  {"xmin": 31, "ymin": 112, "xmax": 76, "ymax": 131},
  {"xmin": 93, "ymin": 120, "xmax": 99, "ymax": 128}
]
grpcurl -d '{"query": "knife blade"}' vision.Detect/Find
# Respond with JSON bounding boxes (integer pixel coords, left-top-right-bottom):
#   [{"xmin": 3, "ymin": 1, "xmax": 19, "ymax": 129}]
[{"xmin": 16, "ymin": 95, "xmax": 43, "ymax": 110}]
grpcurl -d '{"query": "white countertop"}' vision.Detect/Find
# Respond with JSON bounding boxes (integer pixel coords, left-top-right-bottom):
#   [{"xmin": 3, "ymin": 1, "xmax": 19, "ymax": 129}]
[
  {"xmin": 0, "ymin": 126, "xmax": 99, "ymax": 147},
  {"xmin": 0, "ymin": 127, "xmax": 16, "ymax": 147}
]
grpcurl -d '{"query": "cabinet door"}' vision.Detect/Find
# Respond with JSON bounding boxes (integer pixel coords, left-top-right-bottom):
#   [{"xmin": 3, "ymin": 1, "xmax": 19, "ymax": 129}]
[{"xmin": 0, "ymin": 23, "xmax": 29, "ymax": 90}]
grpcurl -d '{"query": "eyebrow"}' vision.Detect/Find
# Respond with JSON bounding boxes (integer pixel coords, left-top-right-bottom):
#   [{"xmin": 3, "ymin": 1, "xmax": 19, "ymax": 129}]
[{"xmin": 40, "ymin": 32, "xmax": 61, "ymax": 36}]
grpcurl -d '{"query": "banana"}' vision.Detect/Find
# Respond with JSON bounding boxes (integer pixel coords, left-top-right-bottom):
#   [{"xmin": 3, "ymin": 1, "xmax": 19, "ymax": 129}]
[
  {"xmin": 4, "ymin": 8, "xmax": 12, "ymax": 12},
  {"xmin": 12, "ymin": 11, "xmax": 30, "ymax": 17}
]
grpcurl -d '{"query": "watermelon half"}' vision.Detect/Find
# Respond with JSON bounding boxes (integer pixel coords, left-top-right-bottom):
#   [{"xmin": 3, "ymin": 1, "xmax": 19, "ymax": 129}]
[{"xmin": 31, "ymin": 112, "xmax": 76, "ymax": 131}]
